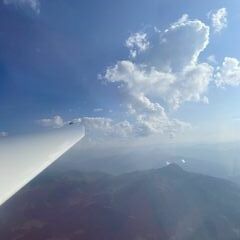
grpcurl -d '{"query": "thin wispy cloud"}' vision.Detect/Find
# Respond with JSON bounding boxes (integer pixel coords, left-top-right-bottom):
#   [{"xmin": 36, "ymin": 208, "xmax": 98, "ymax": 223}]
[
  {"xmin": 93, "ymin": 108, "xmax": 103, "ymax": 113},
  {"xmin": 37, "ymin": 116, "xmax": 65, "ymax": 128},
  {"xmin": 207, "ymin": 55, "xmax": 218, "ymax": 65},
  {"xmin": 3, "ymin": 0, "xmax": 40, "ymax": 14},
  {"xmin": 0, "ymin": 132, "xmax": 8, "ymax": 137}
]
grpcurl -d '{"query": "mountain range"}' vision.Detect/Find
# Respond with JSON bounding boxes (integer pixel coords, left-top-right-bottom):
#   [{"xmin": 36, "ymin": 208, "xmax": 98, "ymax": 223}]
[{"xmin": 1, "ymin": 164, "xmax": 240, "ymax": 240}]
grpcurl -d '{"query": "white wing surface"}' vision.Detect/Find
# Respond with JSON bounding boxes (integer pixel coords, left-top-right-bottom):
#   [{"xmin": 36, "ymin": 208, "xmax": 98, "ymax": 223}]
[{"xmin": 0, "ymin": 126, "xmax": 85, "ymax": 206}]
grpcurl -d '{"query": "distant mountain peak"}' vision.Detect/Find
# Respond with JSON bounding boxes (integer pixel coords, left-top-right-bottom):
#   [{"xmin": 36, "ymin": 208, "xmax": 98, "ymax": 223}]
[
  {"xmin": 156, "ymin": 163, "xmax": 186, "ymax": 177},
  {"xmin": 163, "ymin": 163, "xmax": 183, "ymax": 171}
]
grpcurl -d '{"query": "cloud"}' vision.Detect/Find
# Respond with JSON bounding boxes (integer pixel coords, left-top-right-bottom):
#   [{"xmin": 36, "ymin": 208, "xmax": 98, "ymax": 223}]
[
  {"xmin": 38, "ymin": 15, "xmax": 223, "ymax": 140},
  {"xmin": 126, "ymin": 32, "xmax": 150, "ymax": 58},
  {"xmin": 93, "ymin": 108, "xmax": 103, "ymax": 112},
  {"xmin": 37, "ymin": 113, "xmax": 188, "ymax": 139},
  {"xmin": 39, "ymin": 15, "xmax": 223, "ymax": 140},
  {"xmin": 158, "ymin": 15, "xmax": 210, "ymax": 70},
  {"xmin": 210, "ymin": 8, "xmax": 228, "ymax": 33},
  {"xmin": 3, "ymin": 0, "xmax": 40, "ymax": 14},
  {"xmin": 37, "ymin": 116, "xmax": 65, "ymax": 128},
  {"xmin": 215, "ymin": 57, "xmax": 240, "ymax": 87},
  {"xmin": 79, "ymin": 117, "xmax": 134, "ymax": 138},
  {"xmin": 38, "ymin": 116, "xmax": 135, "ymax": 138},
  {"xmin": 126, "ymin": 15, "xmax": 210, "ymax": 72},
  {"xmin": 126, "ymin": 92, "xmax": 190, "ymax": 136},
  {"xmin": 105, "ymin": 60, "xmax": 212, "ymax": 109},
  {"xmin": 100, "ymin": 15, "xmax": 215, "ymax": 137},
  {"xmin": 86, "ymin": 111, "xmax": 188, "ymax": 138},
  {"xmin": 0, "ymin": 132, "xmax": 8, "ymax": 137},
  {"xmin": 105, "ymin": 16, "xmax": 213, "ymax": 110},
  {"xmin": 207, "ymin": 55, "xmax": 218, "ymax": 65}
]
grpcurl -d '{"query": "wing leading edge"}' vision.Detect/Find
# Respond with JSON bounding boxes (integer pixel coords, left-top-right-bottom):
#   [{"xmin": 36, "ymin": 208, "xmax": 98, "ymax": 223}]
[{"xmin": 0, "ymin": 126, "xmax": 85, "ymax": 206}]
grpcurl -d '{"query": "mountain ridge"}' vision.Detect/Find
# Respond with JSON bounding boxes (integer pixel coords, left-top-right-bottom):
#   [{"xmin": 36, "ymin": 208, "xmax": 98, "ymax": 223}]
[{"xmin": 1, "ymin": 164, "xmax": 240, "ymax": 240}]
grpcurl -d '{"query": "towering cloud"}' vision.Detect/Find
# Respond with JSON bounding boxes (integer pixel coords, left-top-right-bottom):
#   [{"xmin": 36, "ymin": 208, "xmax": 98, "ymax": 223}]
[
  {"xmin": 38, "ymin": 13, "xmax": 240, "ymax": 140},
  {"xmin": 103, "ymin": 15, "xmax": 213, "ymax": 136}
]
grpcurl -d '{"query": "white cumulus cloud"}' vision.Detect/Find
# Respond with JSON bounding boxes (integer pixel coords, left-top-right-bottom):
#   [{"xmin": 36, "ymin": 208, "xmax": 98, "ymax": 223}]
[
  {"xmin": 102, "ymin": 15, "xmax": 214, "ymax": 137},
  {"xmin": 126, "ymin": 32, "xmax": 150, "ymax": 58},
  {"xmin": 37, "ymin": 113, "xmax": 188, "ymax": 139},
  {"xmin": 79, "ymin": 117, "xmax": 134, "ymax": 138},
  {"xmin": 215, "ymin": 57, "xmax": 240, "ymax": 87},
  {"xmin": 40, "ymin": 15, "xmax": 233, "ymax": 140},
  {"xmin": 210, "ymin": 8, "xmax": 228, "ymax": 33},
  {"xmin": 105, "ymin": 16, "xmax": 212, "ymax": 109},
  {"xmin": 37, "ymin": 116, "xmax": 134, "ymax": 138}
]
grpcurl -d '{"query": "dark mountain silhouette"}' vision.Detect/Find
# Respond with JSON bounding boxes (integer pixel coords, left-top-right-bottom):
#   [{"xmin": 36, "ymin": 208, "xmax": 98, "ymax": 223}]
[{"xmin": 1, "ymin": 164, "xmax": 240, "ymax": 240}]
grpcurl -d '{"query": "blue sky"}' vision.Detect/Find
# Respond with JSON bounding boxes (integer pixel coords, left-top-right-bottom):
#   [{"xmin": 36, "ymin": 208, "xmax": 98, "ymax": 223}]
[{"xmin": 1, "ymin": 0, "xmax": 240, "ymax": 143}]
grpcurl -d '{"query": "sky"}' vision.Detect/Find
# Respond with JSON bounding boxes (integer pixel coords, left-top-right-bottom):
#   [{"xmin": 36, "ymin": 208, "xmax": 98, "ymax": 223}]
[{"xmin": 1, "ymin": 0, "xmax": 240, "ymax": 144}]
